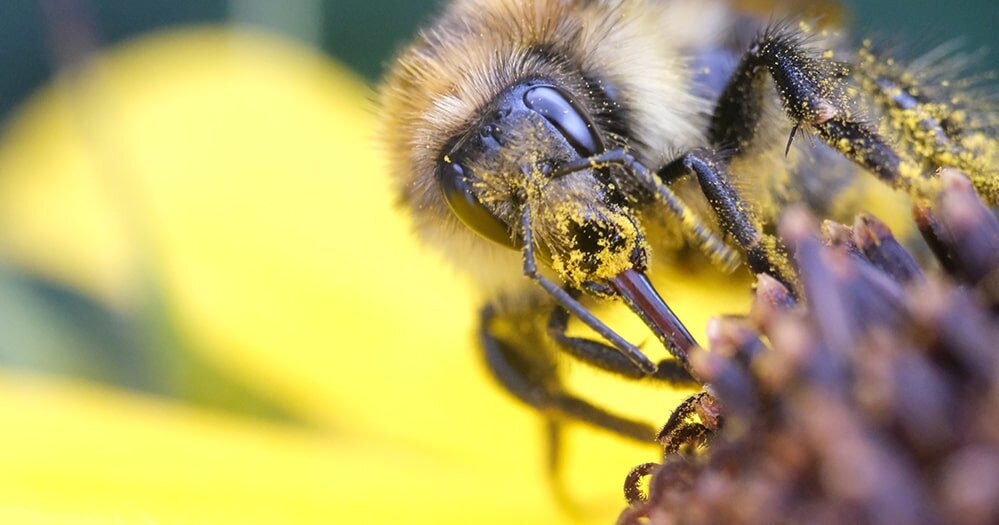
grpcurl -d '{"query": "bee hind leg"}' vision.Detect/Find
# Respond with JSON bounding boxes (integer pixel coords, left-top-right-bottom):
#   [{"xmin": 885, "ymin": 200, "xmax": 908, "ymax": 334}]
[
  {"xmin": 852, "ymin": 44, "xmax": 999, "ymax": 204},
  {"xmin": 480, "ymin": 304, "xmax": 656, "ymax": 442}
]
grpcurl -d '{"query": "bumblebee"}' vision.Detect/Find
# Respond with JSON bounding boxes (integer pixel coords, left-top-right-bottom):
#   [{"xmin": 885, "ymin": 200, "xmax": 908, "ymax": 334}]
[{"xmin": 379, "ymin": 0, "xmax": 998, "ymax": 449}]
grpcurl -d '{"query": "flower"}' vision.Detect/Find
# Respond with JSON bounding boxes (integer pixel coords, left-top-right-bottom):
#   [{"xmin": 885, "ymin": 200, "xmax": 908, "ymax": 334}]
[{"xmin": 622, "ymin": 176, "xmax": 999, "ymax": 525}]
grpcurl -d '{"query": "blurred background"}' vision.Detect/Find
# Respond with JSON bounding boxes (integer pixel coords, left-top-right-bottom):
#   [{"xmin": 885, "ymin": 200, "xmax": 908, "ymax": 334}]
[
  {"xmin": 0, "ymin": 0, "xmax": 996, "ymax": 117},
  {"xmin": 0, "ymin": 1, "xmax": 993, "ymax": 524}
]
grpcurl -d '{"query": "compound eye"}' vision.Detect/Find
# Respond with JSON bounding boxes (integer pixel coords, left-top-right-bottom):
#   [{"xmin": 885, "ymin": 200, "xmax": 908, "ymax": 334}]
[
  {"xmin": 523, "ymin": 85, "xmax": 604, "ymax": 157},
  {"xmin": 438, "ymin": 159, "xmax": 518, "ymax": 249}
]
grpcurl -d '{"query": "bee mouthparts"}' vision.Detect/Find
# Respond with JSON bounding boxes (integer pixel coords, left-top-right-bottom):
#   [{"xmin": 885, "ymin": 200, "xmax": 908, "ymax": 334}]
[{"xmin": 609, "ymin": 268, "xmax": 698, "ymax": 362}]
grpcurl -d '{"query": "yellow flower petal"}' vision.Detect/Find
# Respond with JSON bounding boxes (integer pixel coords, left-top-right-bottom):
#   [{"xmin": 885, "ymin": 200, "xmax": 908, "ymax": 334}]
[{"xmin": 0, "ymin": 372, "xmax": 572, "ymax": 524}]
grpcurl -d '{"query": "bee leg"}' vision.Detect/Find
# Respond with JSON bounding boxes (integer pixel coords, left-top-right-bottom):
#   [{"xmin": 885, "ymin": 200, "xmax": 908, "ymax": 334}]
[
  {"xmin": 852, "ymin": 48, "xmax": 998, "ymax": 204},
  {"xmin": 519, "ymin": 203, "xmax": 658, "ymax": 374},
  {"xmin": 556, "ymin": 148, "xmax": 796, "ymax": 293},
  {"xmin": 480, "ymin": 304, "xmax": 657, "ymax": 442},
  {"xmin": 543, "ymin": 418, "xmax": 579, "ymax": 514},
  {"xmin": 553, "ymin": 150, "xmax": 741, "ymax": 272},
  {"xmin": 656, "ymin": 392, "xmax": 721, "ymax": 455},
  {"xmin": 658, "ymin": 150, "xmax": 797, "ymax": 291},
  {"xmin": 547, "ymin": 304, "xmax": 700, "ymax": 386},
  {"xmin": 711, "ymin": 25, "xmax": 927, "ymax": 197}
]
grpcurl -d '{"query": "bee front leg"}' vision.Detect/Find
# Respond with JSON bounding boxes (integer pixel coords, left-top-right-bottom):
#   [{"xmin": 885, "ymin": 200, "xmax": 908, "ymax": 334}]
[
  {"xmin": 546, "ymin": 305, "xmax": 699, "ymax": 386},
  {"xmin": 480, "ymin": 304, "xmax": 656, "ymax": 442},
  {"xmin": 552, "ymin": 150, "xmax": 741, "ymax": 272},
  {"xmin": 518, "ymin": 203, "xmax": 659, "ymax": 374},
  {"xmin": 658, "ymin": 149, "xmax": 797, "ymax": 291},
  {"xmin": 555, "ymin": 149, "xmax": 795, "ymax": 290}
]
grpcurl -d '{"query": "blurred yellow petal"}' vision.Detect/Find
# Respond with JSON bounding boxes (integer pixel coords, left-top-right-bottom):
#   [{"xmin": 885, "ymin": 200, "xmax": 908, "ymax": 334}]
[
  {"xmin": 0, "ymin": 371, "xmax": 572, "ymax": 524},
  {"xmin": 0, "ymin": 27, "xmax": 752, "ymax": 522}
]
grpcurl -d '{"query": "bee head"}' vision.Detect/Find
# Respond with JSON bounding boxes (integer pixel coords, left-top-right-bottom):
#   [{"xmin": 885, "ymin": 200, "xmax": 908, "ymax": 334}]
[{"xmin": 437, "ymin": 79, "xmax": 650, "ymax": 289}]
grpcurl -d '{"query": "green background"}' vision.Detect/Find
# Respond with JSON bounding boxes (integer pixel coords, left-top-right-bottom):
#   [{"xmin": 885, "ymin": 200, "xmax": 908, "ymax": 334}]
[{"xmin": 0, "ymin": 0, "xmax": 996, "ymax": 121}]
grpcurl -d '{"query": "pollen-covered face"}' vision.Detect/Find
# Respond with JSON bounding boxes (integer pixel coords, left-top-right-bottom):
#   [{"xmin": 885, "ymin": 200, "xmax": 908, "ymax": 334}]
[
  {"xmin": 434, "ymin": 79, "xmax": 650, "ymax": 288},
  {"xmin": 381, "ymin": 0, "xmax": 715, "ymax": 376},
  {"xmin": 531, "ymin": 174, "xmax": 648, "ymax": 290}
]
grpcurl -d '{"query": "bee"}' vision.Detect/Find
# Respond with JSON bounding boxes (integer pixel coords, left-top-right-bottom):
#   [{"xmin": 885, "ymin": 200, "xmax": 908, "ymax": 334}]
[{"xmin": 379, "ymin": 0, "xmax": 998, "ymax": 455}]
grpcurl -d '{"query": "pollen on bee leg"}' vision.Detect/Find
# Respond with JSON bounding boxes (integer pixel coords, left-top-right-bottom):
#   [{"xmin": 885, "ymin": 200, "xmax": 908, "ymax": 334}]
[{"xmin": 680, "ymin": 211, "xmax": 740, "ymax": 272}]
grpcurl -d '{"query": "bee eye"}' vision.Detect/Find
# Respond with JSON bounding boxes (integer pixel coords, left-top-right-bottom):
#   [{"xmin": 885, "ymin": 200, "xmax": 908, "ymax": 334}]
[
  {"xmin": 438, "ymin": 159, "xmax": 519, "ymax": 249},
  {"xmin": 523, "ymin": 85, "xmax": 604, "ymax": 157}
]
